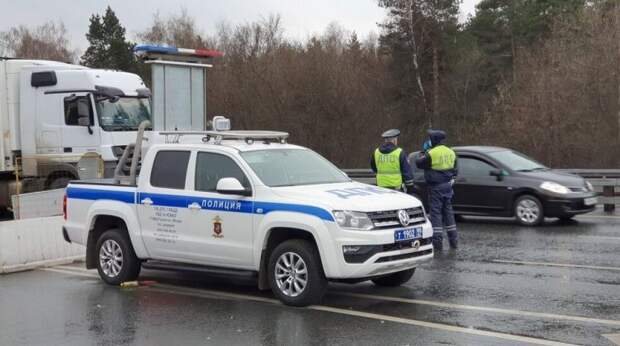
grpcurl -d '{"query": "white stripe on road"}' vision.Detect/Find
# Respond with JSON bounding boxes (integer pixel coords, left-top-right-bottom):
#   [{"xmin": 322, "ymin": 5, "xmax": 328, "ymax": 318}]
[
  {"xmin": 151, "ymin": 284, "xmax": 576, "ymax": 346},
  {"xmin": 42, "ymin": 267, "xmax": 98, "ymax": 278},
  {"xmin": 49, "ymin": 264, "xmax": 620, "ymax": 327},
  {"xmin": 577, "ymin": 235, "xmax": 620, "ymax": 241},
  {"xmin": 492, "ymin": 259, "xmax": 620, "ymax": 272},
  {"xmin": 42, "ymin": 267, "xmax": 576, "ymax": 346},
  {"xmin": 576, "ymin": 215, "xmax": 620, "ymax": 220},
  {"xmin": 334, "ymin": 292, "xmax": 620, "ymax": 327},
  {"xmin": 603, "ymin": 334, "xmax": 620, "ymax": 345}
]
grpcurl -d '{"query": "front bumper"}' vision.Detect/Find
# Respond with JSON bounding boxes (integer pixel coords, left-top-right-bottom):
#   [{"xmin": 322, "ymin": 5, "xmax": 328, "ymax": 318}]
[
  {"xmin": 325, "ymin": 220, "xmax": 434, "ymax": 279},
  {"xmin": 543, "ymin": 192, "xmax": 598, "ymax": 217}
]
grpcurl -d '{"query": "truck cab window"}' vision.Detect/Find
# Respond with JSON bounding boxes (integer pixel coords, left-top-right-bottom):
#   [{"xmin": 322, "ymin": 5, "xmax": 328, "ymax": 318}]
[
  {"xmin": 150, "ymin": 151, "xmax": 191, "ymax": 189},
  {"xmin": 195, "ymin": 152, "xmax": 250, "ymax": 192},
  {"xmin": 64, "ymin": 96, "xmax": 93, "ymax": 126}
]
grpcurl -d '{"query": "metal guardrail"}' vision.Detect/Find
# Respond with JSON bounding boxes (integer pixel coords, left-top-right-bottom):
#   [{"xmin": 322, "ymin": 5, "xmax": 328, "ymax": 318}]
[{"xmin": 342, "ymin": 169, "xmax": 620, "ymax": 212}]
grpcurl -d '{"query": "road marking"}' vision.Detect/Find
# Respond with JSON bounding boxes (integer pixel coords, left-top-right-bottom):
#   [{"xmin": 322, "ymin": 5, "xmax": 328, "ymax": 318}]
[
  {"xmin": 151, "ymin": 284, "xmax": 576, "ymax": 346},
  {"xmin": 603, "ymin": 334, "xmax": 620, "ymax": 345},
  {"xmin": 42, "ymin": 267, "xmax": 99, "ymax": 278},
  {"xmin": 493, "ymin": 259, "xmax": 620, "ymax": 272},
  {"xmin": 577, "ymin": 235, "xmax": 620, "ymax": 241},
  {"xmin": 334, "ymin": 292, "xmax": 620, "ymax": 327},
  {"xmin": 42, "ymin": 266, "xmax": 577, "ymax": 346},
  {"xmin": 576, "ymin": 215, "xmax": 620, "ymax": 220},
  {"xmin": 45, "ymin": 265, "xmax": 620, "ymax": 327}
]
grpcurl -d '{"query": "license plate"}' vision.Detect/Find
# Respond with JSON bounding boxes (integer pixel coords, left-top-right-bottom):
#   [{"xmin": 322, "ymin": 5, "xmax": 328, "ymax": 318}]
[
  {"xmin": 584, "ymin": 197, "xmax": 598, "ymax": 206},
  {"xmin": 394, "ymin": 227, "xmax": 423, "ymax": 242}
]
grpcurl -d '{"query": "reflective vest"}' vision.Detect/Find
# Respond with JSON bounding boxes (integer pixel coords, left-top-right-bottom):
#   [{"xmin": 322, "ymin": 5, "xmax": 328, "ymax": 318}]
[
  {"xmin": 375, "ymin": 148, "xmax": 403, "ymax": 188},
  {"xmin": 428, "ymin": 145, "xmax": 456, "ymax": 171}
]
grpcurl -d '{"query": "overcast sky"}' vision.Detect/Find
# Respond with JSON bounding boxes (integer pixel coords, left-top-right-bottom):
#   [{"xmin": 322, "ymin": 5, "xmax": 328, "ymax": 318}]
[{"xmin": 0, "ymin": 0, "xmax": 481, "ymax": 52}]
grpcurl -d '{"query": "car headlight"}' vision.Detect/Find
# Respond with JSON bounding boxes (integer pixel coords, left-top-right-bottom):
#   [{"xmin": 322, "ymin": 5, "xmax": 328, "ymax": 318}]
[
  {"xmin": 333, "ymin": 210, "xmax": 374, "ymax": 231},
  {"xmin": 540, "ymin": 181, "xmax": 569, "ymax": 194},
  {"xmin": 586, "ymin": 181, "xmax": 593, "ymax": 192}
]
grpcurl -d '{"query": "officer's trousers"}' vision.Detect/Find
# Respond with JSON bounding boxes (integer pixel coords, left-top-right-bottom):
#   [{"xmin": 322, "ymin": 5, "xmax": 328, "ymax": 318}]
[{"xmin": 428, "ymin": 182, "xmax": 458, "ymax": 249}]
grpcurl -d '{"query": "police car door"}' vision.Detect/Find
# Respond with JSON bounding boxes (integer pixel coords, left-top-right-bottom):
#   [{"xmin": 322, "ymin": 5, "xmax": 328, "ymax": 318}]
[
  {"xmin": 184, "ymin": 151, "xmax": 254, "ymax": 268},
  {"xmin": 137, "ymin": 150, "xmax": 191, "ymax": 260}
]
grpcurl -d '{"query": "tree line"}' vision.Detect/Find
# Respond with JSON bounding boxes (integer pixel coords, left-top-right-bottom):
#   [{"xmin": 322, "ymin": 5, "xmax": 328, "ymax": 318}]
[{"xmin": 1, "ymin": 2, "xmax": 619, "ymax": 168}]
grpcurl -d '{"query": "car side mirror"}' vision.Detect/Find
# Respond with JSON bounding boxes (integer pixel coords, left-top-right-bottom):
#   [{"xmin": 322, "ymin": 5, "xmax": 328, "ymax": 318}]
[
  {"xmin": 489, "ymin": 169, "xmax": 508, "ymax": 181},
  {"xmin": 216, "ymin": 177, "xmax": 251, "ymax": 196}
]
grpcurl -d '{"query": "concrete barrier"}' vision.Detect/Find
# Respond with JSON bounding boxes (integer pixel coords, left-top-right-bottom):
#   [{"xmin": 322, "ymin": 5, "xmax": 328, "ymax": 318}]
[{"xmin": 0, "ymin": 216, "xmax": 84, "ymax": 274}]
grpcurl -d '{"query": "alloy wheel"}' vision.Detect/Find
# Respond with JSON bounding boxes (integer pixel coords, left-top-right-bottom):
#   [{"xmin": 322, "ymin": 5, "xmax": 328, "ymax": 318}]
[
  {"xmin": 275, "ymin": 252, "xmax": 308, "ymax": 297},
  {"xmin": 517, "ymin": 199, "xmax": 540, "ymax": 224},
  {"xmin": 99, "ymin": 239, "xmax": 124, "ymax": 278}
]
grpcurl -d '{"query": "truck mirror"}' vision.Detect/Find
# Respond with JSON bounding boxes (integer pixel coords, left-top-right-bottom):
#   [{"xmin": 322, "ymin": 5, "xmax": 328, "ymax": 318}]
[
  {"xmin": 77, "ymin": 99, "xmax": 91, "ymax": 119},
  {"xmin": 216, "ymin": 177, "xmax": 251, "ymax": 196},
  {"xmin": 76, "ymin": 98, "xmax": 93, "ymax": 133},
  {"xmin": 78, "ymin": 116, "xmax": 91, "ymax": 127}
]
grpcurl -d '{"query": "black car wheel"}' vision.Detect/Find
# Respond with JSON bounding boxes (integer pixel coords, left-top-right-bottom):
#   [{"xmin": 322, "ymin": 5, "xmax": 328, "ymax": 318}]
[
  {"xmin": 95, "ymin": 229, "xmax": 141, "ymax": 285},
  {"xmin": 268, "ymin": 239, "xmax": 327, "ymax": 307},
  {"xmin": 372, "ymin": 268, "xmax": 415, "ymax": 287},
  {"xmin": 514, "ymin": 195, "xmax": 544, "ymax": 226}
]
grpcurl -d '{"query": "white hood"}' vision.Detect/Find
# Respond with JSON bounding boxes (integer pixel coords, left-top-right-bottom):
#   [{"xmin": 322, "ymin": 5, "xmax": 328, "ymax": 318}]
[{"xmin": 270, "ymin": 182, "xmax": 422, "ymax": 212}]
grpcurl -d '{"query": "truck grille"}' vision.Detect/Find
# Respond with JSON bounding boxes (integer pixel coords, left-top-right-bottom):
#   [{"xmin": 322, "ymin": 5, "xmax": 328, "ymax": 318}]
[{"xmin": 368, "ymin": 207, "xmax": 426, "ymax": 229}]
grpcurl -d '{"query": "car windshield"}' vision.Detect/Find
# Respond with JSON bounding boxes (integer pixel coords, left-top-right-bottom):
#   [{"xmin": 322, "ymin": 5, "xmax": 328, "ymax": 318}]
[
  {"xmin": 96, "ymin": 97, "xmax": 151, "ymax": 131},
  {"xmin": 487, "ymin": 150, "xmax": 548, "ymax": 172},
  {"xmin": 240, "ymin": 149, "xmax": 351, "ymax": 187}
]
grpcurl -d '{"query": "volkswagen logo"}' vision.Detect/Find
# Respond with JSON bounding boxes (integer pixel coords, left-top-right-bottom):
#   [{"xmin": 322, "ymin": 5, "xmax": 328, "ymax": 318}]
[{"xmin": 397, "ymin": 209, "xmax": 410, "ymax": 226}]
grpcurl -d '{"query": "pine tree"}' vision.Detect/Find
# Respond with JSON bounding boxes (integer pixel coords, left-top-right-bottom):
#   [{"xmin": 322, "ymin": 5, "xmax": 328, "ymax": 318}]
[{"xmin": 80, "ymin": 6, "xmax": 137, "ymax": 72}]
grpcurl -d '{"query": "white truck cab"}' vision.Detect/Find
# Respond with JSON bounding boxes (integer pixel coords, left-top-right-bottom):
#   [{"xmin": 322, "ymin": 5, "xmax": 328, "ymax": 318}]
[
  {"xmin": 64, "ymin": 121, "xmax": 433, "ymax": 306},
  {"xmin": 0, "ymin": 58, "xmax": 151, "ymax": 206}
]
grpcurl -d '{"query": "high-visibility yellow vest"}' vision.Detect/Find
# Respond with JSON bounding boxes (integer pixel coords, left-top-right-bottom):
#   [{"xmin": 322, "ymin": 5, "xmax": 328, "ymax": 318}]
[
  {"xmin": 428, "ymin": 145, "xmax": 456, "ymax": 171},
  {"xmin": 375, "ymin": 148, "xmax": 403, "ymax": 188}
]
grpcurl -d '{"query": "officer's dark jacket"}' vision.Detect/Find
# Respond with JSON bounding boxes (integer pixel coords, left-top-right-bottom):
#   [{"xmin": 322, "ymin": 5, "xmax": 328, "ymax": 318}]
[
  {"xmin": 370, "ymin": 142, "xmax": 414, "ymax": 184},
  {"xmin": 415, "ymin": 130, "xmax": 458, "ymax": 186}
]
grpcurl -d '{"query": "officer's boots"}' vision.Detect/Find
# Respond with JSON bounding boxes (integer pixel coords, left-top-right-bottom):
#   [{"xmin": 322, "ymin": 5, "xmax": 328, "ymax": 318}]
[{"xmin": 447, "ymin": 231, "xmax": 458, "ymax": 249}]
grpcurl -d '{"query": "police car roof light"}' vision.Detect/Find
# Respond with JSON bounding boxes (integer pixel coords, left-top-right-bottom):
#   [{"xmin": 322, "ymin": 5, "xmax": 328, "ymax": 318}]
[{"xmin": 134, "ymin": 44, "xmax": 224, "ymax": 58}]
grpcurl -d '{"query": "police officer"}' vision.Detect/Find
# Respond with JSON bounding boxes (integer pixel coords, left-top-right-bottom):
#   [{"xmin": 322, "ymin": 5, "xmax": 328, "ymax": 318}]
[
  {"xmin": 415, "ymin": 130, "xmax": 458, "ymax": 250},
  {"xmin": 370, "ymin": 129, "xmax": 414, "ymax": 192}
]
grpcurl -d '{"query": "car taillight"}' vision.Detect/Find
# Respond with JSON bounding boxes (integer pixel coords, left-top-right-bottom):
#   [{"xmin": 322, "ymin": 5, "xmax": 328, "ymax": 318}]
[{"xmin": 63, "ymin": 194, "xmax": 67, "ymax": 220}]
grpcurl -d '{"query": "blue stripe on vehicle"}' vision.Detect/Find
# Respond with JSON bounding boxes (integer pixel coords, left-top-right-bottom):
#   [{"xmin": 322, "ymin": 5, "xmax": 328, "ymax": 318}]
[
  {"xmin": 66, "ymin": 187, "xmax": 135, "ymax": 203},
  {"xmin": 253, "ymin": 201, "xmax": 334, "ymax": 221},
  {"xmin": 67, "ymin": 187, "xmax": 333, "ymax": 221}
]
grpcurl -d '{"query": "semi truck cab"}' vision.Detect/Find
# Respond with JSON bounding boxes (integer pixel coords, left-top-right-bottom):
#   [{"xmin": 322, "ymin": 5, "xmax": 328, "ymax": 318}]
[{"xmin": 0, "ymin": 59, "xmax": 151, "ymax": 203}]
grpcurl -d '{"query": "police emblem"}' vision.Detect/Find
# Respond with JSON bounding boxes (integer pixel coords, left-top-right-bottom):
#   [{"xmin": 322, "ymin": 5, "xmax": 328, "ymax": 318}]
[{"xmin": 213, "ymin": 215, "xmax": 223, "ymax": 238}]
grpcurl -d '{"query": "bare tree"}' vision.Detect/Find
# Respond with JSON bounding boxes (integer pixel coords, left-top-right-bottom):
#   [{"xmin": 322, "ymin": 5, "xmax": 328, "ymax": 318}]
[
  {"xmin": 138, "ymin": 9, "xmax": 207, "ymax": 48},
  {"xmin": 0, "ymin": 21, "xmax": 75, "ymax": 62}
]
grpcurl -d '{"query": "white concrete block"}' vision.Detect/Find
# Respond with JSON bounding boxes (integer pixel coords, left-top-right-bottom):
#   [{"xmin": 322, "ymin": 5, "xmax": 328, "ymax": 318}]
[{"xmin": 0, "ymin": 216, "xmax": 85, "ymax": 274}]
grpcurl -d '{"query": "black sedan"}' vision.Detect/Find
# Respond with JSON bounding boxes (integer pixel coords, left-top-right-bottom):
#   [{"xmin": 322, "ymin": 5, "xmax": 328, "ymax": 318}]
[{"xmin": 409, "ymin": 146, "xmax": 598, "ymax": 226}]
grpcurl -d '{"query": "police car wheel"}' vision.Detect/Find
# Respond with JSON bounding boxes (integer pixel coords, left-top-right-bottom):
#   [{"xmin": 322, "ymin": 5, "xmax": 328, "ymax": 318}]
[
  {"xmin": 514, "ymin": 195, "xmax": 544, "ymax": 226},
  {"xmin": 95, "ymin": 229, "xmax": 141, "ymax": 285},
  {"xmin": 268, "ymin": 239, "xmax": 327, "ymax": 307},
  {"xmin": 371, "ymin": 268, "xmax": 415, "ymax": 287}
]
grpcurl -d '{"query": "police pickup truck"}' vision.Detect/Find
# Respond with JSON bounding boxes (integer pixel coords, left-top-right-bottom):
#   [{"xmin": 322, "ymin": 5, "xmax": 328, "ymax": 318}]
[{"xmin": 63, "ymin": 119, "xmax": 433, "ymax": 306}]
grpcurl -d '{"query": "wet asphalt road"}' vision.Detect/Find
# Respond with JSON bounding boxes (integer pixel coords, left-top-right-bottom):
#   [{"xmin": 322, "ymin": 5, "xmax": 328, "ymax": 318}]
[{"xmin": 1, "ymin": 211, "xmax": 620, "ymax": 346}]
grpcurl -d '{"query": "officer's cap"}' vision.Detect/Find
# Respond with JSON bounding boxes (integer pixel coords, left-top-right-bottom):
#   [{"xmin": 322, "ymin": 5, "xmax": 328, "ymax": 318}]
[{"xmin": 382, "ymin": 129, "xmax": 400, "ymax": 139}]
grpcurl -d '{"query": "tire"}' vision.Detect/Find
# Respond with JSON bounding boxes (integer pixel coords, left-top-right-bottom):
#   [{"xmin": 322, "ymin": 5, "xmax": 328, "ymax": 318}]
[
  {"xmin": 514, "ymin": 195, "xmax": 544, "ymax": 226},
  {"xmin": 268, "ymin": 239, "xmax": 327, "ymax": 307},
  {"xmin": 48, "ymin": 176, "xmax": 73, "ymax": 189},
  {"xmin": 371, "ymin": 268, "xmax": 415, "ymax": 287},
  {"xmin": 95, "ymin": 228, "xmax": 141, "ymax": 285}
]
